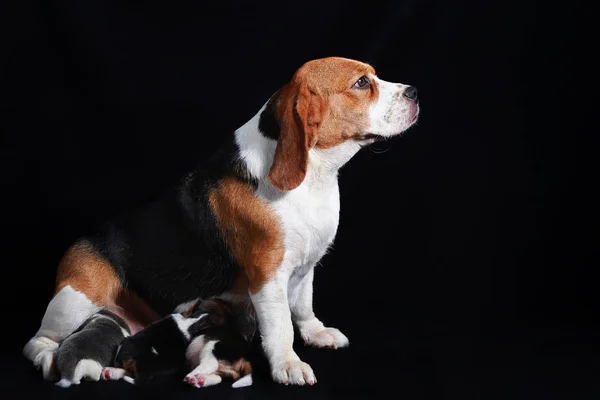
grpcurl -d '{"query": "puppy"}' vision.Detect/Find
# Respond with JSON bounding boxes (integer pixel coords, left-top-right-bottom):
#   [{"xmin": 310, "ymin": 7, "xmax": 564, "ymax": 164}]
[
  {"xmin": 183, "ymin": 297, "xmax": 256, "ymax": 389},
  {"xmin": 105, "ymin": 297, "xmax": 256, "ymax": 388},
  {"xmin": 52, "ymin": 310, "xmax": 130, "ymax": 388},
  {"xmin": 104, "ymin": 311, "xmax": 200, "ymax": 384}
]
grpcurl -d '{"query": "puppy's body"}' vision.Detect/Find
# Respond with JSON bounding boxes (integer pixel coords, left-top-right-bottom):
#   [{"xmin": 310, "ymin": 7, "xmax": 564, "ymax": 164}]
[
  {"xmin": 53, "ymin": 310, "xmax": 130, "ymax": 388},
  {"xmin": 110, "ymin": 297, "xmax": 256, "ymax": 388}
]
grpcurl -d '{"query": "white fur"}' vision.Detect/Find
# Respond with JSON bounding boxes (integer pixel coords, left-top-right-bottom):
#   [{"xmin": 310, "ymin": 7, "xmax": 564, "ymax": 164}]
[
  {"xmin": 100, "ymin": 366, "xmax": 131, "ymax": 383},
  {"xmin": 235, "ymin": 70, "xmax": 417, "ymax": 385},
  {"xmin": 185, "ymin": 334, "xmax": 206, "ymax": 365},
  {"xmin": 236, "ymin": 110, "xmax": 345, "ymax": 385},
  {"xmin": 24, "ymin": 285, "xmax": 101, "ymax": 379},
  {"xmin": 184, "ymin": 339, "xmax": 221, "ymax": 388},
  {"xmin": 55, "ymin": 359, "xmax": 102, "ymax": 387},
  {"xmin": 26, "ymin": 336, "xmax": 58, "ymax": 380},
  {"xmin": 369, "ymin": 76, "xmax": 419, "ymax": 137},
  {"xmin": 232, "ymin": 373, "xmax": 253, "ymax": 388},
  {"xmin": 172, "ymin": 313, "xmax": 204, "ymax": 340},
  {"xmin": 55, "ymin": 379, "xmax": 72, "ymax": 388},
  {"xmin": 173, "ymin": 298, "xmax": 199, "ymax": 314}
]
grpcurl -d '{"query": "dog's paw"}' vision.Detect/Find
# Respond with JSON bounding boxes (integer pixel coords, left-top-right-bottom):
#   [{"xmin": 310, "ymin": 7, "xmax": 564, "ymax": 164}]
[
  {"xmin": 271, "ymin": 354, "xmax": 316, "ymax": 386},
  {"xmin": 184, "ymin": 373, "xmax": 222, "ymax": 388},
  {"xmin": 297, "ymin": 318, "xmax": 349, "ymax": 349},
  {"xmin": 304, "ymin": 327, "xmax": 349, "ymax": 349}
]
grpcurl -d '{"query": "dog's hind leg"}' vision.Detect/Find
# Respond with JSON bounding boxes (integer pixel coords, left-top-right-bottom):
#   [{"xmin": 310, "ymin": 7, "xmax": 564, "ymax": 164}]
[{"xmin": 24, "ymin": 241, "xmax": 122, "ymax": 380}]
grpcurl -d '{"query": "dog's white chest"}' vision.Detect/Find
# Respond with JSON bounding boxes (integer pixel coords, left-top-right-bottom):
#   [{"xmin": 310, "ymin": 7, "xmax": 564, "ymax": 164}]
[{"xmin": 269, "ymin": 178, "xmax": 340, "ymax": 268}]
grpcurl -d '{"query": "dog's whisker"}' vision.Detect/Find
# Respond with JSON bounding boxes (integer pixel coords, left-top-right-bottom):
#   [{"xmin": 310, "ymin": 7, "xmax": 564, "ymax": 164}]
[{"xmin": 368, "ymin": 145, "xmax": 390, "ymax": 154}]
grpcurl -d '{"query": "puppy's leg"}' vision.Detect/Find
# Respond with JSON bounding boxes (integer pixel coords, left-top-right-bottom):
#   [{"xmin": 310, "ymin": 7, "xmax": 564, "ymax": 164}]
[
  {"xmin": 24, "ymin": 242, "xmax": 121, "ymax": 380},
  {"xmin": 290, "ymin": 267, "xmax": 349, "ymax": 350},
  {"xmin": 100, "ymin": 367, "xmax": 127, "ymax": 381},
  {"xmin": 250, "ymin": 270, "xmax": 316, "ymax": 386},
  {"xmin": 57, "ymin": 359, "xmax": 102, "ymax": 386},
  {"xmin": 183, "ymin": 339, "xmax": 222, "ymax": 388},
  {"xmin": 231, "ymin": 358, "xmax": 253, "ymax": 388},
  {"xmin": 231, "ymin": 374, "xmax": 253, "ymax": 388}
]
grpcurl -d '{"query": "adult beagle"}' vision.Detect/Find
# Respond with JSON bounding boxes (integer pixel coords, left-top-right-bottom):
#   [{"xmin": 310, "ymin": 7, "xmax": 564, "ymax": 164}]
[{"xmin": 23, "ymin": 57, "xmax": 419, "ymax": 386}]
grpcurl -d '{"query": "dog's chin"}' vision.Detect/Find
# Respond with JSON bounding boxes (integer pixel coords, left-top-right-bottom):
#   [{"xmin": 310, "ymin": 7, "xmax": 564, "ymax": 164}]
[{"xmin": 360, "ymin": 133, "xmax": 387, "ymax": 142}]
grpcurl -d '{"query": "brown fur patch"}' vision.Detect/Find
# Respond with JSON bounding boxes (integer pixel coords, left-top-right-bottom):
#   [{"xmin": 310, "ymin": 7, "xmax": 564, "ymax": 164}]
[
  {"xmin": 181, "ymin": 300, "xmax": 200, "ymax": 318},
  {"xmin": 114, "ymin": 289, "xmax": 161, "ymax": 329},
  {"xmin": 121, "ymin": 358, "xmax": 138, "ymax": 377},
  {"xmin": 268, "ymin": 57, "xmax": 379, "ymax": 190},
  {"xmin": 216, "ymin": 360, "xmax": 239, "ymax": 380},
  {"xmin": 232, "ymin": 357, "xmax": 253, "ymax": 377},
  {"xmin": 55, "ymin": 241, "xmax": 122, "ymax": 305},
  {"xmin": 208, "ymin": 177, "xmax": 284, "ymax": 293},
  {"xmin": 216, "ymin": 357, "xmax": 252, "ymax": 381}
]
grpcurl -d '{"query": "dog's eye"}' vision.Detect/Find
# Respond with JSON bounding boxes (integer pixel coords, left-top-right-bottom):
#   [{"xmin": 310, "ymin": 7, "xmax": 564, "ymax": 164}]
[{"xmin": 352, "ymin": 76, "xmax": 371, "ymax": 89}]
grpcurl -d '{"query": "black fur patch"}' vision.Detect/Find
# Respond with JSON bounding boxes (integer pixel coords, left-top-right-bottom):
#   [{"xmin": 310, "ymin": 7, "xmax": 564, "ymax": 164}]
[
  {"xmin": 84, "ymin": 132, "xmax": 256, "ymax": 316},
  {"xmin": 258, "ymin": 93, "xmax": 280, "ymax": 140},
  {"xmin": 114, "ymin": 316, "xmax": 189, "ymax": 384}
]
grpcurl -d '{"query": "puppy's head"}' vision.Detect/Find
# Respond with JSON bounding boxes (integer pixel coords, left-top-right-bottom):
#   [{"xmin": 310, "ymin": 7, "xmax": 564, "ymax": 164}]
[
  {"xmin": 265, "ymin": 56, "xmax": 419, "ymax": 191},
  {"xmin": 114, "ymin": 317, "xmax": 189, "ymax": 383}
]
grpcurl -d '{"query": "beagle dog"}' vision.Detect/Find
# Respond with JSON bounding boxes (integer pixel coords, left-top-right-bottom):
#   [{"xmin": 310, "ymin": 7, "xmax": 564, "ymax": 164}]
[{"xmin": 23, "ymin": 57, "xmax": 419, "ymax": 386}]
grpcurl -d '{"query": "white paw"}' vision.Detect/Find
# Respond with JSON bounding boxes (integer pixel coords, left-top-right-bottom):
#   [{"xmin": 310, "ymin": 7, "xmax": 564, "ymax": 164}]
[
  {"xmin": 184, "ymin": 372, "xmax": 222, "ymax": 388},
  {"xmin": 304, "ymin": 327, "xmax": 349, "ymax": 349},
  {"xmin": 101, "ymin": 367, "xmax": 127, "ymax": 381},
  {"xmin": 271, "ymin": 355, "xmax": 316, "ymax": 386}
]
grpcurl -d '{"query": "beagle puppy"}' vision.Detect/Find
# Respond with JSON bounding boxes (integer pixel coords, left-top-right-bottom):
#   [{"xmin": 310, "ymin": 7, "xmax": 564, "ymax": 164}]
[
  {"xmin": 24, "ymin": 57, "xmax": 419, "ymax": 386},
  {"xmin": 103, "ymin": 297, "xmax": 256, "ymax": 388},
  {"xmin": 52, "ymin": 310, "xmax": 130, "ymax": 388}
]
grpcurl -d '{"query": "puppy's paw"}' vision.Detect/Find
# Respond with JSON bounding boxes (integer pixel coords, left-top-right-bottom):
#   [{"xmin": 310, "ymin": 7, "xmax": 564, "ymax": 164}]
[
  {"xmin": 100, "ymin": 367, "xmax": 127, "ymax": 381},
  {"xmin": 271, "ymin": 354, "xmax": 316, "ymax": 386},
  {"xmin": 184, "ymin": 373, "xmax": 222, "ymax": 388}
]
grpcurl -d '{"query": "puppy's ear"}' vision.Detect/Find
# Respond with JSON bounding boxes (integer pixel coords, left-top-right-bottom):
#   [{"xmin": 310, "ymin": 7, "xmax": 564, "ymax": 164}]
[
  {"xmin": 206, "ymin": 300, "xmax": 228, "ymax": 326},
  {"xmin": 267, "ymin": 79, "xmax": 324, "ymax": 191}
]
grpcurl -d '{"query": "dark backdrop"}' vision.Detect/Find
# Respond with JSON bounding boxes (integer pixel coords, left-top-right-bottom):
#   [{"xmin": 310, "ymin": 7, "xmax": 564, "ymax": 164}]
[{"xmin": 2, "ymin": 0, "xmax": 597, "ymax": 399}]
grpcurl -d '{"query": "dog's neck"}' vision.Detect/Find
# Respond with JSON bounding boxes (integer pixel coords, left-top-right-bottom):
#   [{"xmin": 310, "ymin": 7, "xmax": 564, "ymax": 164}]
[{"xmin": 234, "ymin": 102, "xmax": 362, "ymax": 190}]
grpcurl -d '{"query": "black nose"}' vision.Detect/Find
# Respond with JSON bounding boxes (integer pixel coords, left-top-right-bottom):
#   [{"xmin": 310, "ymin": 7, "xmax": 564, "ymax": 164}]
[{"xmin": 403, "ymin": 86, "xmax": 418, "ymax": 101}]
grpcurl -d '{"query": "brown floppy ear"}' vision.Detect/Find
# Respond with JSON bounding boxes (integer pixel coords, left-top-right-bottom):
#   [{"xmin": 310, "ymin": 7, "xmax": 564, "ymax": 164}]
[{"xmin": 267, "ymin": 81, "xmax": 324, "ymax": 191}]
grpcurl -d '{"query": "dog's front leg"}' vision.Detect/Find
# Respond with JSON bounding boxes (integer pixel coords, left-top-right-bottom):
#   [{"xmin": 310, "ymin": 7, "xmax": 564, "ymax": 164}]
[
  {"xmin": 289, "ymin": 266, "xmax": 349, "ymax": 349},
  {"xmin": 250, "ymin": 269, "xmax": 316, "ymax": 386}
]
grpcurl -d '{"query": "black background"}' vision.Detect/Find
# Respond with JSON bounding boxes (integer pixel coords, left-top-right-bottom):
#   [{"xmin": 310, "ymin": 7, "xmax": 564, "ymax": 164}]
[{"xmin": 2, "ymin": 0, "xmax": 597, "ymax": 399}]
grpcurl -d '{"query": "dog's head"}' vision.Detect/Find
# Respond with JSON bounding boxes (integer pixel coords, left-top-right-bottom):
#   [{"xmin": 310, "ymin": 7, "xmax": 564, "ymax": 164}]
[{"xmin": 263, "ymin": 56, "xmax": 419, "ymax": 191}]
